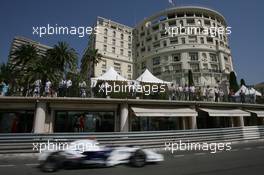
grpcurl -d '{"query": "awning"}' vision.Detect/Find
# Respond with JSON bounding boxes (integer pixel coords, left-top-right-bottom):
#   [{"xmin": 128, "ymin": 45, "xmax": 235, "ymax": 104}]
[
  {"xmin": 131, "ymin": 107, "xmax": 197, "ymax": 117},
  {"xmin": 199, "ymin": 108, "xmax": 251, "ymax": 117},
  {"xmin": 246, "ymin": 110, "xmax": 264, "ymax": 117}
]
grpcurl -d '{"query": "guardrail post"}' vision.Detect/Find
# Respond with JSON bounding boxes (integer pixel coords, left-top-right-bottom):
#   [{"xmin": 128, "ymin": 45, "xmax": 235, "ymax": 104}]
[
  {"xmin": 48, "ymin": 109, "xmax": 55, "ymax": 133},
  {"xmin": 239, "ymin": 116, "xmax": 245, "ymax": 127},
  {"xmin": 33, "ymin": 101, "xmax": 46, "ymax": 133},
  {"xmin": 191, "ymin": 116, "xmax": 197, "ymax": 129},
  {"xmin": 182, "ymin": 118, "xmax": 186, "ymax": 129},
  {"xmin": 120, "ymin": 103, "xmax": 129, "ymax": 132}
]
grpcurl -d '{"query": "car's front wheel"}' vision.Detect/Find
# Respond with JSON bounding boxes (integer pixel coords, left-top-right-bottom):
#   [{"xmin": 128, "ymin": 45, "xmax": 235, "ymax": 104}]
[
  {"xmin": 130, "ymin": 149, "xmax": 146, "ymax": 167},
  {"xmin": 40, "ymin": 152, "xmax": 63, "ymax": 172}
]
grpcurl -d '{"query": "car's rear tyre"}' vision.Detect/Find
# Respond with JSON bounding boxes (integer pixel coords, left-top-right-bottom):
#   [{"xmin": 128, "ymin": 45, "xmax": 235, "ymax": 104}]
[
  {"xmin": 41, "ymin": 161, "xmax": 58, "ymax": 173},
  {"xmin": 40, "ymin": 152, "xmax": 63, "ymax": 172},
  {"xmin": 130, "ymin": 149, "xmax": 146, "ymax": 167}
]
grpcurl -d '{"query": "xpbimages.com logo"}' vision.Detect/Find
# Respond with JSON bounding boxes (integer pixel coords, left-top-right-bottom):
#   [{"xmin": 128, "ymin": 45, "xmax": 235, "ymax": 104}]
[
  {"xmin": 165, "ymin": 141, "xmax": 232, "ymax": 154},
  {"xmin": 32, "ymin": 24, "xmax": 100, "ymax": 37},
  {"xmin": 32, "ymin": 140, "xmax": 99, "ymax": 153},
  {"xmin": 165, "ymin": 25, "xmax": 232, "ymax": 37},
  {"xmin": 98, "ymin": 82, "xmax": 166, "ymax": 96}
]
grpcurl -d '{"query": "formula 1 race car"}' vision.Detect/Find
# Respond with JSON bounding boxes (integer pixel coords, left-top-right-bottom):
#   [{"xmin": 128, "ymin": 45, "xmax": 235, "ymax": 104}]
[{"xmin": 38, "ymin": 139, "xmax": 164, "ymax": 172}]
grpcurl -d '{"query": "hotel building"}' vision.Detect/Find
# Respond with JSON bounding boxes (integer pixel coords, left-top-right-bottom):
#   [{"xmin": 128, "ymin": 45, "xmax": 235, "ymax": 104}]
[
  {"xmin": 133, "ymin": 6, "xmax": 234, "ymax": 87},
  {"xmin": 89, "ymin": 17, "xmax": 133, "ymax": 80}
]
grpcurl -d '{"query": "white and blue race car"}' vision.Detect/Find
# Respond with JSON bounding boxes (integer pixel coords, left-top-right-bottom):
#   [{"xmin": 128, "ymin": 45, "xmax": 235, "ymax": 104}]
[{"xmin": 38, "ymin": 139, "xmax": 164, "ymax": 172}]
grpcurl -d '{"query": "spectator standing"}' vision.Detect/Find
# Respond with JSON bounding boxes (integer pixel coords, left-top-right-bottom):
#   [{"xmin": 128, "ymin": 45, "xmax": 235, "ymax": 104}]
[
  {"xmin": 208, "ymin": 87, "xmax": 215, "ymax": 102},
  {"xmin": 33, "ymin": 79, "xmax": 41, "ymax": 97},
  {"xmin": 240, "ymin": 88, "xmax": 246, "ymax": 103},
  {"xmin": 45, "ymin": 80, "xmax": 52, "ymax": 97},
  {"xmin": 219, "ymin": 89, "xmax": 224, "ymax": 102},
  {"xmin": 66, "ymin": 79, "xmax": 72, "ymax": 97},
  {"xmin": 168, "ymin": 83, "xmax": 175, "ymax": 100},
  {"xmin": 215, "ymin": 87, "xmax": 220, "ymax": 102},
  {"xmin": 58, "ymin": 79, "xmax": 66, "ymax": 97},
  {"xmin": 178, "ymin": 86, "xmax": 183, "ymax": 100},
  {"xmin": 79, "ymin": 80, "xmax": 87, "ymax": 98},
  {"xmin": 228, "ymin": 89, "xmax": 234, "ymax": 102},
  {"xmin": 189, "ymin": 85, "xmax": 195, "ymax": 101},
  {"xmin": 131, "ymin": 81, "xmax": 137, "ymax": 97},
  {"xmin": 184, "ymin": 85, "xmax": 189, "ymax": 100},
  {"xmin": 249, "ymin": 86, "xmax": 256, "ymax": 104},
  {"xmin": 196, "ymin": 87, "xmax": 203, "ymax": 101},
  {"xmin": 0, "ymin": 80, "xmax": 3, "ymax": 96},
  {"xmin": 2, "ymin": 81, "xmax": 9, "ymax": 96},
  {"xmin": 205, "ymin": 86, "xmax": 210, "ymax": 101}
]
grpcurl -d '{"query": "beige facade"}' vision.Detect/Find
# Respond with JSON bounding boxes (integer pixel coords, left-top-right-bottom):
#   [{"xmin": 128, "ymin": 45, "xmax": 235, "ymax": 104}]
[
  {"xmin": 90, "ymin": 17, "xmax": 133, "ymax": 80},
  {"xmin": 133, "ymin": 6, "xmax": 234, "ymax": 87}
]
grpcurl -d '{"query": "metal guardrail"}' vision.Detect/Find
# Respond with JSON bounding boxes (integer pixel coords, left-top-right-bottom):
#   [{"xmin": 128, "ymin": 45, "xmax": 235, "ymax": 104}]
[{"xmin": 0, "ymin": 126, "xmax": 263, "ymax": 154}]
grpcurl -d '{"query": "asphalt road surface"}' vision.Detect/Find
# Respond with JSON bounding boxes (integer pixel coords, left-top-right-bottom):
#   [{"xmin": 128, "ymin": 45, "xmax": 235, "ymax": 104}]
[{"xmin": 0, "ymin": 141, "xmax": 264, "ymax": 175}]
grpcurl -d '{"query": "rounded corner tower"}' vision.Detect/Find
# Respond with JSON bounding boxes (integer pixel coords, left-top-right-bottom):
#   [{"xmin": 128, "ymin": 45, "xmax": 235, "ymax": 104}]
[{"xmin": 133, "ymin": 6, "xmax": 233, "ymax": 87}]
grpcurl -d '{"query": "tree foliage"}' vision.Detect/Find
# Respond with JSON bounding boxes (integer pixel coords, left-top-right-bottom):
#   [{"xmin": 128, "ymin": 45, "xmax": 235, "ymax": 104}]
[
  {"xmin": 240, "ymin": 78, "xmax": 246, "ymax": 86},
  {"xmin": 7, "ymin": 42, "xmax": 78, "ymax": 96},
  {"xmin": 229, "ymin": 71, "xmax": 239, "ymax": 92},
  {"xmin": 80, "ymin": 48, "xmax": 102, "ymax": 80},
  {"xmin": 188, "ymin": 70, "xmax": 194, "ymax": 87}
]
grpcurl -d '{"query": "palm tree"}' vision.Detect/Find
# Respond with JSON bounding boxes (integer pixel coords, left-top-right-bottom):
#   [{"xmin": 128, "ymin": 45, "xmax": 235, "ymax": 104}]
[
  {"xmin": 240, "ymin": 78, "xmax": 246, "ymax": 87},
  {"xmin": 229, "ymin": 71, "xmax": 239, "ymax": 92},
  {"xmin": 0, "ymin": 63, "xmax": 12, "ymax": 81},
  {"xmin": 10, "ymin": 44, "xmax": 40, "ymax": 95},
  {"xmin": 10, "ymin": 44, "xmax": 39, "ymax": 71},
  {"xmin": 47, "ymin": 42, "xmax": 78, "ymax": 78},
  {"xmin": 80, "ymin": 48, "xmax": 102, "ymax": 80},
  {"xmin": 8, "ymin": 42, "xmax": 78, "ymax": 96},
  {"xmin": 188, "ymin": 70, "xmax": 194, "ymax": 87}
]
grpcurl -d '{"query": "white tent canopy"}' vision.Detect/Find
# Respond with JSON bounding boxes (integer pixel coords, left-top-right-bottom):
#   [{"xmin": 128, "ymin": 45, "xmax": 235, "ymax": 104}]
[
  {"xmin": 249, "ymin": 87, "xmax": 262, "ymax": 96},
  {"xmin": 234, "ymin": 85, "xmax": 249, "ymax": 96},
  {"xmin": 234, "ymin": 85, "xmax": 262, "ymax": 96},
  {"xmin": 91, "ymin": 67, "xmax": 127, "ymax": 87},
  {"xmin": 136, "ymin": 69, "xmax": 171, "ymax": 84}
]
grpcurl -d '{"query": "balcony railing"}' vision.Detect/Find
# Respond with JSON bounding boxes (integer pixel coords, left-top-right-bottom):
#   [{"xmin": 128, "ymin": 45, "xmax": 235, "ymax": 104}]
[{"xmin": 168, "ymin": 69, "xmax": 223, "ymax": 74}]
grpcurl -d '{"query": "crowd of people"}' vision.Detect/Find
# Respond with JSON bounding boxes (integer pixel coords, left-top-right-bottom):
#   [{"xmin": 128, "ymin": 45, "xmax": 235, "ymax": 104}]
[
  {"xmin": 168, "ymin": 83, "xmax": 259, "ymax": 104},
  {"xmin": 0, "ymin": 78, "xmax": 261, "ymax": 104},
  {"xmin": 228, "ymin": 86, "xmax": 258, "ymax": 104},
  {"xmin": 33, "ymin": 79, "xmax": 87, "ymax": 98},
  {"xmin": 168, "ymin": 84, "xmax": 226, "ymax": 102}
]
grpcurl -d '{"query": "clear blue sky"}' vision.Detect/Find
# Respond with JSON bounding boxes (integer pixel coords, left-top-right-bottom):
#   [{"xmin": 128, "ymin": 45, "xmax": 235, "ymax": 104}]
[{"xmin": 0, "ymin": 0, "xmax": 263, "ymax": 84}]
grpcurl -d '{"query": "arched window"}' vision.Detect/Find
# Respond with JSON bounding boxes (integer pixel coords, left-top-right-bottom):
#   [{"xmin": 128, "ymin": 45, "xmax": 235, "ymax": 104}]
[{"xmin": 179, "ymin": 20, "xmax": 184, "ymax": 26}]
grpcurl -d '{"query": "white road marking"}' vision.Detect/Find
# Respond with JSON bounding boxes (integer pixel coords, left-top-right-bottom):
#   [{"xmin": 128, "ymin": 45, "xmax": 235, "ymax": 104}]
[
  {"xmin": 215, "ymin": 151, "xmax": 223, "ymax": 154},
  {"xmin": 0, "ymin": 164, "xmax": 15, "ymax": 167},
  {"xmin": 257, "ymin": 146, "xmax": 264, "ymax": 149},
  {"xmin": 174, "ymin": 154, "xmax": 185, "ymax": 158},
  {"xmin": 194, "ymin": 152, "xmax": 207, "ymax": 156},
  {"xmin": 25, "ymin": 163, "xmax": 39, "ymax": 166},
  {"xmin": 230, "ymin": 149, "xmax": 239, "ymax": 152},
  {"xmin": 244, "ymin": 147, "xmax": 252, "ymax": 150}
]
